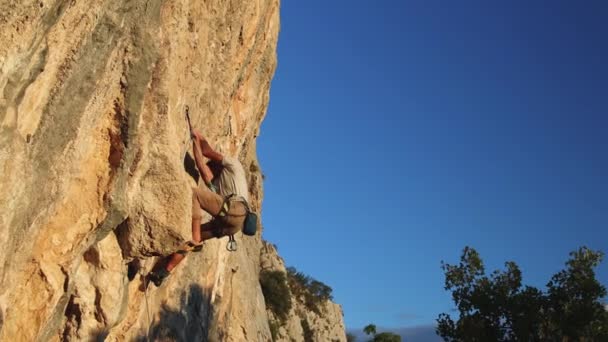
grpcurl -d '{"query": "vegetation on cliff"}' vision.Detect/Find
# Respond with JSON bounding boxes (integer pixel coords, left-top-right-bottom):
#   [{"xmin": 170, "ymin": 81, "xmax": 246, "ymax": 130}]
[
  {"xmin": 260, "ymin": 270, "xmax": 293, "ymax": 324},
  {"xmin": 260, "ymin": 263, "xmax": 338, "ymax": 341},
  {"xmin": 286, "ymin": 266, "xmax": 333, "ymax": 315}
]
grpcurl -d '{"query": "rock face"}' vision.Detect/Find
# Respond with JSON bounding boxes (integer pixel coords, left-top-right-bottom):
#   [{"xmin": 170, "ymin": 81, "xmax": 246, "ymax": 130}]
[
  {"xmin": 0, "ymin": 1, "xmax": 346, "ymax": 341},
  {"xmin": 261, "ymin": 243, "xmax": 347, "ymax": 342}
]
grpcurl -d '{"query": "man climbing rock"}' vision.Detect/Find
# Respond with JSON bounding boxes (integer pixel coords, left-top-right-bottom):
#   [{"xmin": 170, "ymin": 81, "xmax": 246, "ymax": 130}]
[{"xmin": 148, "ymin": 128, "xmax": 252, "ymax": 286}]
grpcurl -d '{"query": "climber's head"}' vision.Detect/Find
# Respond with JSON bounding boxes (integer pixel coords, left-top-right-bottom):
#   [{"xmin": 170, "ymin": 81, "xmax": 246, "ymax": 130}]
[{"xmin": 206, "ymin": 159, "xmax": 223, "ymax": 178}]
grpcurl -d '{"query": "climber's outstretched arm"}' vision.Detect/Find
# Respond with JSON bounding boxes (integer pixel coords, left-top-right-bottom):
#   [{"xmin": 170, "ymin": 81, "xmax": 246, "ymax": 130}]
[
  {"xmin": 191, "ymin": 129, "xmax": 222, "ymax": 184},
  {"xmin": 199, "ymin": 157, "xmax": 214, "ymax": 185},
  {"xmin": 192, "ymin": 138, "xmax": 212, "ymax": 183},
  {"xmin": 192, "ymin": 129, "xmax": 223, "ymax": 161},
  {"xmin": 192, "ymin": 138, "xmax": 213, "ymax": 184}
]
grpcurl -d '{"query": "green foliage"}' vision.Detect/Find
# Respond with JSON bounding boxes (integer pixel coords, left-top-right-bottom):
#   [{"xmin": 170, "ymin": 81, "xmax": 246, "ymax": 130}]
[
  {"xmin": 363, "ymin": 324, "xmax": 377, "ymax": 336},
  {"xmin": 362, "ymin": 324, "xmax": 401, "ymax": 342},
  {"xmin": 268, "ymin": 320, "xmax": 279, "ymax": 342},
  {"xmin": 437, "ymin": 246, "xmax": 608, "ymax": 341},
  {"xmin": 346, "ymin": 332, "xmax": 357, "ymax": 342},
  {"xmin": 301, "ymin": 318, "xmax": 314, "ymax": 342},
  {"xmin": 260, "ymin": 270, "xmax": 292, "ymax": 324},
  {"xmin": 546, "ymin": 247, "xmax": 608, "ymax": 339},
  {"xmin": 372, "ymin": 332, "xmax": 401, "ymax": 342},
  {"xmin": 286, "ymin": 266, "xmax": 333, "ymax": 314}
]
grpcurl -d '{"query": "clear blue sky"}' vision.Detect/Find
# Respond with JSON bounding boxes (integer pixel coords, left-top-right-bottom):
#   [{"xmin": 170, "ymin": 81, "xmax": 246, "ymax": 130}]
[{"xmin": 258, "ymin": 0, "xmax": 608, "ymax": 335}]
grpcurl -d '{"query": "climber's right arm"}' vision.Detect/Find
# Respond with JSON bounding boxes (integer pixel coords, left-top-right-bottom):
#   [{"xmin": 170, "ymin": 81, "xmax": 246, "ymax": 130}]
[
  {"xmin": 192, "ymin": 138, "xmax": 212, "ymax": 182},
  {"xmin": 199, "ymin": 157, "xmax": 214, "ymax": 185},
  {"xmin": 192, "ymin": 129, "xmax": 223, "ymax": 162}
]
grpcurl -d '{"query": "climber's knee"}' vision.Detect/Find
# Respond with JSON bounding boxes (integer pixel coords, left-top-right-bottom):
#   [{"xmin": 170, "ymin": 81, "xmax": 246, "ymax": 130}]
[{"xmin": 192, "ymin": 189, "xmax": 203, "ymax": 220}]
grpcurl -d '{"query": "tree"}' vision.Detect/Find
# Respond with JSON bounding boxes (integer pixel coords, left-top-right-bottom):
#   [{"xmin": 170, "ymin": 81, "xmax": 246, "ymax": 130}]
[
  {"xmin": 259, "ymin": 270, "xmax": 292, "ymax": 323},
  {"xmin": 362, "ymin": 324, "xmax": 401, "ymax": 342},
  {"xmin": 363, "ymin": 324, "xmax": 377, "ymax": 336},
  {"xmin": 301, "ymin": 319, "xmax": 314, "ymax": 342},
  {"xmin": 346, "ymin": 332, "xmax": 357, "ymax": 342},
  {"xmin": 437, "ymin": 246, "xmax": 608, "ymax": 341},
  {"xmin": 545, "ymin": 247, "xmax": 608, "ymax": 340},
  {"xmin": 372, "ymin": 332, "xmax": 401, "ymax": 342},
  {"xmin": 286, "ymin": 266, "xmax": 333, "ymax": 314}
]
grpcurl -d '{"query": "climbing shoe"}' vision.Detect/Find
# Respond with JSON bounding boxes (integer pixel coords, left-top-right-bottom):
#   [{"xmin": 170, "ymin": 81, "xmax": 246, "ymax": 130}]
[
  {"xmin": 187, "ymin": 240, "xmax": 204, "ymax": 252},
  {"xmin": 148, "ymin": 268, "xmax": 170, "ymax": 287},
  {"xmin": 176, "ymin": 240, "xmax": 204, "ymax": 254}
]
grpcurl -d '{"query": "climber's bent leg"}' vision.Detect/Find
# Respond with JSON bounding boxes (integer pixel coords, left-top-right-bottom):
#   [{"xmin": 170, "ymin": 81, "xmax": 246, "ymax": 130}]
[
  {"xmin": 164, "ymin": 221, "xmax": 217, "ymax": 273},
  {"xmin": 192, "ymin": 185, "xmax": 224, "ymax": 217},
  {"xmin": 192, "ymin": 189, "xmax": 204, "ymax": 242},
  {"xmin": 165, "ymin": 253, "xmax": 184, "ymax": 273}
]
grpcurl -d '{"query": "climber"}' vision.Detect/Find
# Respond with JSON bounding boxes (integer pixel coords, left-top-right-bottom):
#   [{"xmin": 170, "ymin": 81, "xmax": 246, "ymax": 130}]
[{"xmin": 148, "ymin": 128, "xmax": 252, "ymax": 286}]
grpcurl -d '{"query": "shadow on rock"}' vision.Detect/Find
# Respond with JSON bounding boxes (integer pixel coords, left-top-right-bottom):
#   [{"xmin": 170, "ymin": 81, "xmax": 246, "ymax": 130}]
[
  {"xmin": 91, "ymin": 328, "xmax": 109, "ymax": 342},
  {"xmin": 184, "ymin": 153, "xmax": 199, "ymax": 183},
  {"xmin": 135, "ymin": 284, "xmax": 211, "ymax": 342}
]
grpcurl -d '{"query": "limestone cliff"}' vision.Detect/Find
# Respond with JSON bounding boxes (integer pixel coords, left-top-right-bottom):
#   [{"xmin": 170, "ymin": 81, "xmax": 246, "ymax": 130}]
[{"xmin": 0, "ymin": 1, "xmax": 345, "ymax": 341}]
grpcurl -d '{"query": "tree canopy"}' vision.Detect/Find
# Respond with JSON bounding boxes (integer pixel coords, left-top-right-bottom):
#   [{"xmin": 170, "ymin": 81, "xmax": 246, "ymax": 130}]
[
  {"xmin": 286, "ymin": 266, "xmax": 333, "ymax": 314},
  {"xmin": 362, "ymin": 323, "xmax": 401, "ymax": 342},
  {"xmin": 363, "ymin": 324, "xmax": 377, "ymax": 336},
  {"xmin": 437, "ymin": 246, "xmax": 608, "ymax": 341}
]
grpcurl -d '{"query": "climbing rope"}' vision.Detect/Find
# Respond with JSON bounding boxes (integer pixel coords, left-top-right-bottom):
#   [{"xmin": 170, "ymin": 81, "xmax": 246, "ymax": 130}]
[{"xmin": 141, "ymin": 269, "xmax": 152, "ymax": 341}]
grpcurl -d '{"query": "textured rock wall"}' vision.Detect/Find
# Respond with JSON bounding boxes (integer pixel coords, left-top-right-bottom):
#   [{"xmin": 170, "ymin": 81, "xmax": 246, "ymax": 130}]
[
  {"xmin": 0, "ymin": 0, "xmax": 280, "ymax": 340},
  {"xmin": 1, "ymin": 1, "xmax": 347, "ymax": 341}
]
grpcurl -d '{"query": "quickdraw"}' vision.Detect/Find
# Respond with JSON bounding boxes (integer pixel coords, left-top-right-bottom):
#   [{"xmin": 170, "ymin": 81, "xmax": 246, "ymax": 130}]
[
  {"xmin": 227, "ymin": 235, "xmax": 237, "ymax": 252},
  {"xmin": 185, "ymin": 105, "xmax": 194, "ymax": 139}
]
